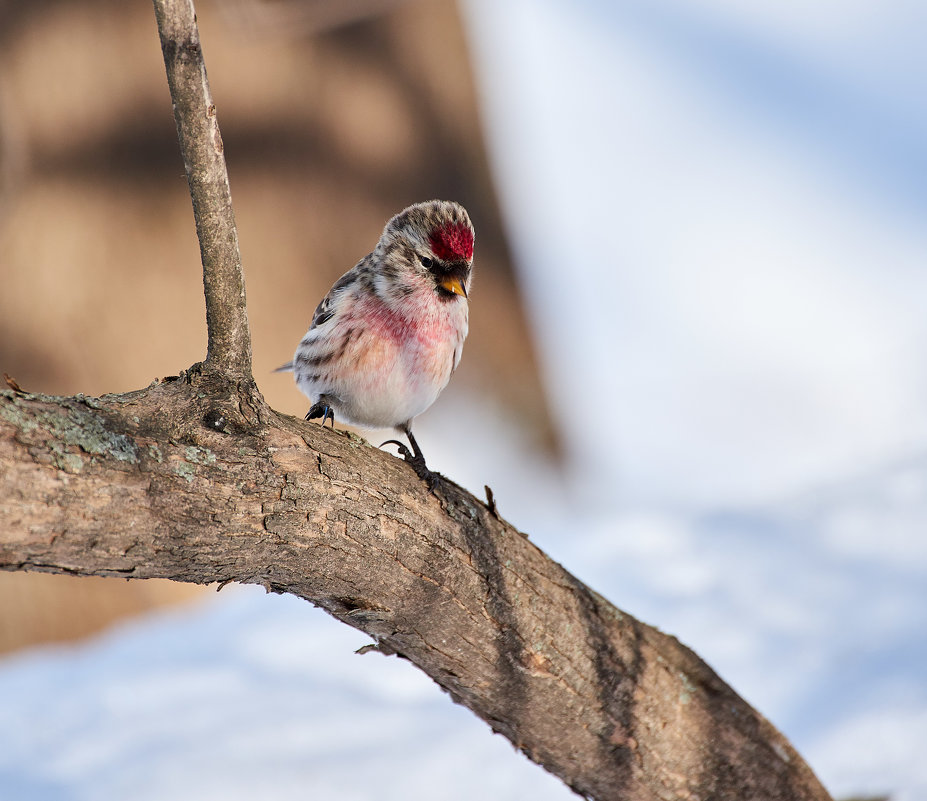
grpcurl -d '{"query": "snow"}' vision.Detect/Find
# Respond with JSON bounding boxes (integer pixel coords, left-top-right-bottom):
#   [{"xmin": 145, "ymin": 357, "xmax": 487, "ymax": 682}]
[{"xmin": 2, "ymin": 1, "xmax": 927, "ymax": 799}]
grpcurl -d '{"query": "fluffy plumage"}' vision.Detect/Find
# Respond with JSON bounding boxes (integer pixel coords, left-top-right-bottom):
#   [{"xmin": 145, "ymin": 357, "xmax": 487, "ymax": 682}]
[{"xmin": 279, "ymin": 200, "xmax": 474, "ymax": 481}]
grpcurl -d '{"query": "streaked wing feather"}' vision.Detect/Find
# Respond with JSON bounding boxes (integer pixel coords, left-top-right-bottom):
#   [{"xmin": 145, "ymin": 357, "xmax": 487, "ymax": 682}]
[{"xmin": 309, "ymin": 258, "xmax": 367, "ymax": 330}]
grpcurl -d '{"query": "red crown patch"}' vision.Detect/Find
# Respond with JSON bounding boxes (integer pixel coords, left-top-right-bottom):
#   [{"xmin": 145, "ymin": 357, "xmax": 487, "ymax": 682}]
[{"xmin": 429, "ymin": 222, "xmax": 474, "ymax": 262}]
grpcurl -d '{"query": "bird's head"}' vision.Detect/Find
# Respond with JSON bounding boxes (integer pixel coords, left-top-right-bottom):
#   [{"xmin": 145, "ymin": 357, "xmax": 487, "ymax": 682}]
[{"xmin": 378, "ymin": 200, "xmax": 474, "ymax": 302}]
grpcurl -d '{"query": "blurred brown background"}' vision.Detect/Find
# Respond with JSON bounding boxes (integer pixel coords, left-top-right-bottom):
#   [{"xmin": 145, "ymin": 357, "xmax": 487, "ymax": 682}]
[{"xmin": 0, "ymin": 0, "xmax": 551, "ymax": 655}]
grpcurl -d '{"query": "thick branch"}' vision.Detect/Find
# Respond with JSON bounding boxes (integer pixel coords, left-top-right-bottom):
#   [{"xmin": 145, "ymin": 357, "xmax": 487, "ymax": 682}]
[
  {"xmin": 0, "ymin": 382, "xmax": 832, "ymax": 801},
  {"xmin": 153, "ymin": 0, "xmax": 252, "ymax": 377}
]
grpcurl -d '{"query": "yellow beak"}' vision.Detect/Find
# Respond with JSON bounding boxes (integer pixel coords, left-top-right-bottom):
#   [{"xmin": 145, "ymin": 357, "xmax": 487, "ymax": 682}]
[{"xmin": 439, "ymin": 276, "xmax": 468, "ymax": 297}]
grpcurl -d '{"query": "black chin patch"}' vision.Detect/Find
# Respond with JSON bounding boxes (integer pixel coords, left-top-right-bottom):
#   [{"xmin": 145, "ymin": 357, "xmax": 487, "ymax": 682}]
[{"xmin": 431, "ymin": 260, "xmax": 469, "ymax": 301}]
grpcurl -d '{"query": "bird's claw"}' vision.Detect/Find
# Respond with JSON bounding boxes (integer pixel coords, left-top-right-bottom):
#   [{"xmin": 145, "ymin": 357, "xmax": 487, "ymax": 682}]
[
  {"xmin": 381, "ymin": 438, "xmax": 412, "ymax": 460},
  {"xmin": 380, "ymin": 439, "xmax": 440, "ymax": 489},
  {"xmin": 306, "ymin": 403, "xmax": 335, "ymax": 427}
]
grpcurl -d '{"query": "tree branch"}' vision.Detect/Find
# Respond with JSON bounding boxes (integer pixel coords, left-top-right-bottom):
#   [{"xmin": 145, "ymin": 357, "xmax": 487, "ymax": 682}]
[
  {"xmin": 0, "ymin": 2, "xmax": 834, "ymax": 799},
  {"xmin": 153, "ymin": 0, "xmax": 252, "ymax": 377},
  {"xmin": 0, "ymin": 382, "xmax": 831, "ymax": 801}
]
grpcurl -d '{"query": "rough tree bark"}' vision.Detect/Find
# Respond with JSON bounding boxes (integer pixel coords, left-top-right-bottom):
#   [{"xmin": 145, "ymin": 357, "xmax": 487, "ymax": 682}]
[{"xmin": 0, "ymin": 2, "xmax": 833, "ymax": 800}]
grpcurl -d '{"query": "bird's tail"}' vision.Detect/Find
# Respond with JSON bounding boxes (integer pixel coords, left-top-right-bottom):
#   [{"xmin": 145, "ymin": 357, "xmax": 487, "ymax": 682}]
[{"xmin": 274, "ymin": 361, "xmax": 294, "ymax": 373}]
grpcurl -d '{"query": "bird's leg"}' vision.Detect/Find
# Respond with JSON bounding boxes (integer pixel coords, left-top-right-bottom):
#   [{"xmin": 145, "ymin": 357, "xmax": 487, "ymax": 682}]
[
  {"xmin": 381, "ymin": 425, "xmax": 439, "ymax": 488},
  {"xmin": 403, "ymin": 427, "xmax": 428, "ymax": 469},
  {"xmin": 305, "ymin": 401, "xmax": 335, "ymax": 428}
]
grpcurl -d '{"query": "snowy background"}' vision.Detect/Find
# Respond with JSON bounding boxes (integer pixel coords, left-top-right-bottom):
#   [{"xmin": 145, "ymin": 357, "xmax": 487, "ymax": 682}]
[{"xmin": 2, "ymin": 0, "xmax": 927, "ymax": 799}]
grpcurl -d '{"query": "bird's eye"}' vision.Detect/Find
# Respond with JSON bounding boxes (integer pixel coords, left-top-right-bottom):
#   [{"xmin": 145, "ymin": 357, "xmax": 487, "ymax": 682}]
[{"xmin": 419, "ymin": 255, "xmax": 434, "ymax": 269}]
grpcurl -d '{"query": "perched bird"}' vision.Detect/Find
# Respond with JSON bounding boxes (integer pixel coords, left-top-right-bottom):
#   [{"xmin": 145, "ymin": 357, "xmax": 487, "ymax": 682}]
[{"xmin": 278, "ymin": 200, "xmax": 474, "ymax": 483}]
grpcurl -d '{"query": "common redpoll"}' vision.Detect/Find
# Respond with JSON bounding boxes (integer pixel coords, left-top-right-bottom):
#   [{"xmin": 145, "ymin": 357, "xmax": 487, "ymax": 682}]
[{"xmin": 278, "ymin": 200, "xmax": 474, "ymax": 483}]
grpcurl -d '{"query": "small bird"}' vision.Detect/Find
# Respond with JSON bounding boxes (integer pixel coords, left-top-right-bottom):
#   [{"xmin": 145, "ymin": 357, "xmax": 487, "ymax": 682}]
[{"xmin": 278, "ymin": 200, "xmax": 474, "ymax": 483}]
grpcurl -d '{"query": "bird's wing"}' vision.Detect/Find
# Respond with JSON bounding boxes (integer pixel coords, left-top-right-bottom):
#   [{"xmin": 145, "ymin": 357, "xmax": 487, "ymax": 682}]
[{"xmin": 309, "ymin": 257, "xmax": 370, "ymax": 330}]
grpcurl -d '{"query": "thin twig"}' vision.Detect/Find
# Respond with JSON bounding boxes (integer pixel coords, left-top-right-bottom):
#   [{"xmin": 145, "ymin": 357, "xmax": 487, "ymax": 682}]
[{"xmin": 152, "ymin": 0, "xmax": 252, "ymax": 378}]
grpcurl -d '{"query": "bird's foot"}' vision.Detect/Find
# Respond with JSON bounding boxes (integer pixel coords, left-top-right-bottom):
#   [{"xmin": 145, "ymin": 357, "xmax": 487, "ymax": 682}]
[
  {"xmin": 381, "ymin": 439, "xmax": 440, "ymax": 489},
  {"xmin": 305, "ymin": 402, "xmax": 335, "ymax": 427}
]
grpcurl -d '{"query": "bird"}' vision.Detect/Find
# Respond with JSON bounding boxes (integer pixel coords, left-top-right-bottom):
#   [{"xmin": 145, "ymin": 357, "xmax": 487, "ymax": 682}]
[{"xmin": 277, "ymin": 200, "xmax": 474, "ymax": 484}]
